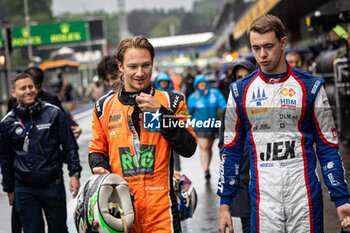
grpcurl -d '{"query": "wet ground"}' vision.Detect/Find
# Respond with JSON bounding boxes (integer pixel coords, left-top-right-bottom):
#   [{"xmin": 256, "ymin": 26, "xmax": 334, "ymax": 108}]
[{"xmin": 0, "ymin": 110, "xmax": 350, "ymax": 233}]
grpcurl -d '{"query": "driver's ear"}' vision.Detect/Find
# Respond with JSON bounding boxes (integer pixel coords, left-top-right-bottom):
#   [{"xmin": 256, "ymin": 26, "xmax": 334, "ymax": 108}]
[
  {"xmin": 280, "ymin": 36, "xmax": 288, "ymax": 50},
  {"xmin": 118, "ymin": 61, "xmax": 123, "ymax": 72}
]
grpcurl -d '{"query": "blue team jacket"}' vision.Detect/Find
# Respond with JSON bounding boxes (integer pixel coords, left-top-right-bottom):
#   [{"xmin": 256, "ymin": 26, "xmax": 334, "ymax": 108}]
[
  {"xmin": 0, "ymin": 100, "xmax": 81, "ymax": 192},
  {"xmin": 187, "ymin": 74, "xmax": 227, "ymax": 130}
]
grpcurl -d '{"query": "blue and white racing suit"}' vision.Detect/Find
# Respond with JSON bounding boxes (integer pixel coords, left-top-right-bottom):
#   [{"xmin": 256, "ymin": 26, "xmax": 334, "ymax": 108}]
[{"xmin": 217, "ymin": 64, "xmax": 350, "ymax": 233}]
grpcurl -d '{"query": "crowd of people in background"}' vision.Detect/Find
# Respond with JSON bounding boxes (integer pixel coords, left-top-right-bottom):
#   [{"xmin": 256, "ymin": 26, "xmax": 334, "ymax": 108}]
[
  {"xmin": 2, "ymin": 13, "xmax": 350, "ymax": 233},
  {"xmin": 0, "ymin": 48, "xmax": 318, "ymax": 232}
]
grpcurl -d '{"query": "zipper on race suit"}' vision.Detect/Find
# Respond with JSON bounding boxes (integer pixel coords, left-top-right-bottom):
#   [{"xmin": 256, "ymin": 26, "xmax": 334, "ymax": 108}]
[{"xmin": 127, "ymin": 105, "xmax": 140, "ymax": 161}]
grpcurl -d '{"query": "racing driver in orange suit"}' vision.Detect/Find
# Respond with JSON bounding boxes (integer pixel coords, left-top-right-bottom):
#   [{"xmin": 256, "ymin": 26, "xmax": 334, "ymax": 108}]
[{"xmin": 88, "ymin": 36, "xmax": 198, "ymax": 233}]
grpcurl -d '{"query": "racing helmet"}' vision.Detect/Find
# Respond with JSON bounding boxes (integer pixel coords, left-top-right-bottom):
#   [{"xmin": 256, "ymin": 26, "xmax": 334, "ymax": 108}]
[
  {"xmin": 174, "ymin": 174, "xmax": 197, "ymax": 221},
  {"xmin": 74, "ymin": 174, "xmax": 134, "ymax": 233}
]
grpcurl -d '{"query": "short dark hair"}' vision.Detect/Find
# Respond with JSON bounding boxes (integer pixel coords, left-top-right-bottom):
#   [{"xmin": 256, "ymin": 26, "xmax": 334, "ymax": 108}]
[
  {"xmin": 116, "ymin": 36, "xmax": 155, "ymax": 65},
  {"xmin": 247, "ymin": 14, "xmax": 285, "ymax": 41},
  {"xmin": 24, "ymin": 66, "xmax": 44, "ymax": 86},
  {"xmin": 97, "ymin": 55, "xmax": 119, "ymax": 80},
  {"xmin": 11, "ymin": 72, "xmax": 33, "ymax": 89}
]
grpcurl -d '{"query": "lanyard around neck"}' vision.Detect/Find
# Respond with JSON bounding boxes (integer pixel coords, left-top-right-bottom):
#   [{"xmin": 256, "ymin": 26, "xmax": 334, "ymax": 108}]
[{"xmin": 16, "ymin": 117, "xmax": 33, "ymax": 133}]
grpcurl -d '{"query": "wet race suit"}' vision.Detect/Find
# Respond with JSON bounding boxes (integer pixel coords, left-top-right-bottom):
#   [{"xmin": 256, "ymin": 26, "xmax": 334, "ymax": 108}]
[
  {"xmin": 217, "ymin": 64, "xmax": 350, "ymax": 232},
  {"xmin": 88, "ymin": 86, "xmax": 197, "ymax": 233}
]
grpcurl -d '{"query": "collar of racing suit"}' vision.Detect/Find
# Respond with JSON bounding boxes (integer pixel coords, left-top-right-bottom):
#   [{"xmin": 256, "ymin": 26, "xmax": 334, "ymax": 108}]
[
  {"xmin": 118, "ymin": 85, "xmax": 155, "ymax": 106},
  {"xmin": 258, "ymin": 61, "xmax": 293, "ymax": 84},
  {"xmin": 117, "ymin": 85, "xmax": 156, "ymax": 139}
]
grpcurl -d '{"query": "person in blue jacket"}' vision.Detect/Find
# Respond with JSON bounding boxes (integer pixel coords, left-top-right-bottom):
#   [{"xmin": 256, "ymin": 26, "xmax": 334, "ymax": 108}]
[
  {"xmin": 0, "ymin": 73, "xmax": 82, "ymax": 233},
  {"xmin": 155, "ymin": 72, "xmax": 173, "ymax": 91},
  {"xmin": 155, "ymin": 72, "xmax": 183, "ymax": 95},
  {"xmin": 187, "ymin": 74, "xmax": 226, "ymax": 180}
]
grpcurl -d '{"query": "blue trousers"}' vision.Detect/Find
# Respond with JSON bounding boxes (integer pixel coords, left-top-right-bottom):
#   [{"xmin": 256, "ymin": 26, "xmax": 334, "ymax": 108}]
[
  {"xmin": 241, "ymin": 216, "xmax": 250, "ymax": 233},
  {"xmin": 14, "ymin": 178, "xmax": 68, "ymax": 233}
]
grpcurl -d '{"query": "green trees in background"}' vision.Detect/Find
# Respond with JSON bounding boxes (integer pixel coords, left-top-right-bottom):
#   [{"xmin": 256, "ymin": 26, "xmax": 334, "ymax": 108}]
[
  {"xmin": 3, "ymin": 0, "xmax": 53, "ymax": 25},
  {"xmin": 193, "ymin": 0, "xmax": 222, "ymax": 32},
  {"xmin": 2, "ymin": 0, "xmax": 54, "ymax": 67},
  {"xmin": 2, "ymin": 0, "xmax": 222, "ymax": 47},
  {"xmin": 149, "ymin": 16, "xmax": 180, "ymax": 38},
  {"xmin": 127, "ymin": 0, "xmax": 222, "ymax": 38}
]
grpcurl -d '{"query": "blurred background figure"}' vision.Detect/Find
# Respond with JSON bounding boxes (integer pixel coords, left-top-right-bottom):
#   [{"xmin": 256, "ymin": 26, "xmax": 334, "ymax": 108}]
[
  {"xmin": 169, "ymin": 72, "xmax": 182, "ymax": 92},
  {"xmin": 85, "ymin": 75, "xmax": 104, "ymax": 101},
  {"xmin": 217, "ymin": 64, "xmax": 234, "ymax": 101},
  {"xmin": 151, "ymin": 64, "xmax": 161, "ymax": 85},
  {"xmin": 286, "ymin": 51, "xmax": 302, "ymax": 69},
  {"xmin": 97, "ymin": 55, "xmax": 123, "ymax": 93},
  {"xmin": 201, "ymin": 64, "xmax": 219, "ymax": 88},
  {"xmin": 182, "ymin": 66, "xmax": 197, "ymax": 100},
  {"xmin": 218, "ymin": 59, "xmax": 255, "ymax": 233},
  {"xmin": 155, "ymin": 72, "xmax": 175, "ymax": 92},
  {"xmin": 216, "ymin": 62, "xmax": 233, "ymax": 88},
  {"xmin": 155, "ymin": 72, "xmax": 183, "ymax": 95},
  {"xmin": 219, "ymin": 60, "xmax": 255, "ymax": 101},
  {"xmin": 231, "ymin": 61, "xmax": 255, "ymax": 83},
  {"xmin": 92, "ymin": 78, "xmax": 104, "ymax": 100},
  {"xmin": 187, "ymin": 74, "xmax": 226, "ymax": 181}
]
